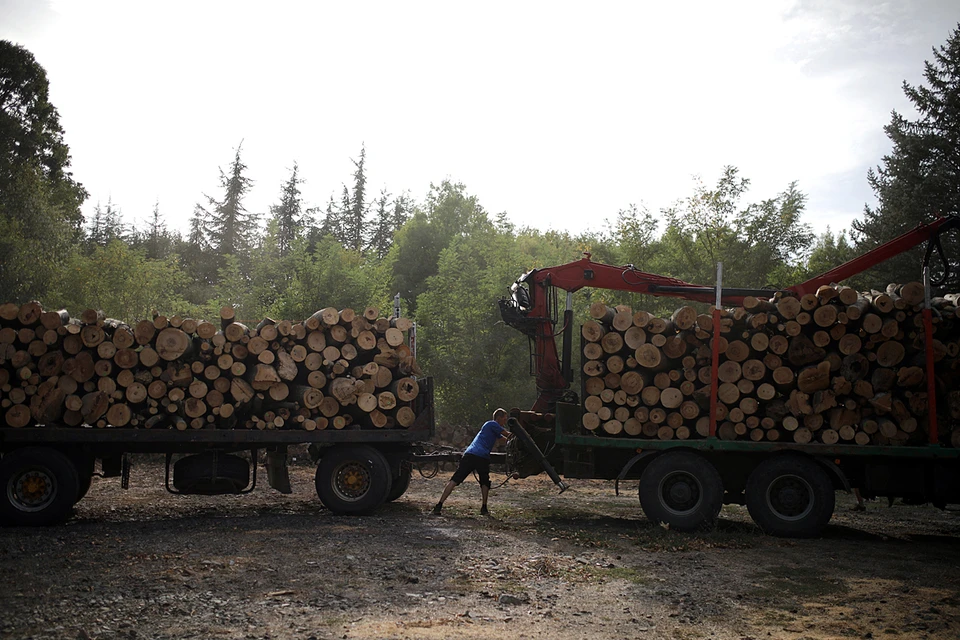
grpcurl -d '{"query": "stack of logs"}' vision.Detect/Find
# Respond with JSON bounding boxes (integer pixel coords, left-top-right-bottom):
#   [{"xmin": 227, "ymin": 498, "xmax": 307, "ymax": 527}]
[
  {"xmin": 0, "ymin": 302, "xmax": 422, "ymax": 431},
  {"xmin": 581, "ymin": 282, "xmax": 960, "ymax": 447}
]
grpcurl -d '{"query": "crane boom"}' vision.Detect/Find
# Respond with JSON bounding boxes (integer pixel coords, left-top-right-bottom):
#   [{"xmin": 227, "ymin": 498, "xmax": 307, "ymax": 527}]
[{"xmin": 501, "ymin": 216, "xmax": 959, "ymax": 412}]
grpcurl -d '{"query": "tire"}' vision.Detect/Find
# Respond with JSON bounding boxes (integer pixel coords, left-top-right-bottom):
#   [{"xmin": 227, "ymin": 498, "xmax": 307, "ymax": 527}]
[
  {"xmin": 0, "ymin": 447, "xmax": 79, "ymax": 526},
  {"xmin": 638, "ymin": 451, "xmax": 723, "ymax": 532},
  {"xmin": 385, "ymin": 464, "xmax": 412, "ymax": 502},
  {"xmin": 315, "ymin": 446, "xmax": 392, "ymax": 515},
  {"xmin": 745, "ymin": 455, "xmax": 835, "ymax": 538}
]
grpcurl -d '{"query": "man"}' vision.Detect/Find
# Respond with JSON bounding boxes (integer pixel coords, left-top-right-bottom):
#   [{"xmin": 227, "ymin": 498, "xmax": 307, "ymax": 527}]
[{"xmin": 433, "ymin": 408, "xmax": 511, "ymax": 516}]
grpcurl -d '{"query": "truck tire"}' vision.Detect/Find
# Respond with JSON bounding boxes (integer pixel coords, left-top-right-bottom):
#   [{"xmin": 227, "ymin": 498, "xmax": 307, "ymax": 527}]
[
  {"xmin": 745, "ymin": 455, "xmax": 835, "ymax": 538},
  {"xmin": 638, "ymin": 451, "xmax": 723, "ymax": 532},
  {"xmin": 315, "ymin": 446, "xmax": 392, "ymax": 515},
  {"xmin": 0, "ymin": 447, "xmax": 79, "ymax": 526},
  {"xmin": 385, "ymin": 465, "xmax": 412, "ymax": 502}
]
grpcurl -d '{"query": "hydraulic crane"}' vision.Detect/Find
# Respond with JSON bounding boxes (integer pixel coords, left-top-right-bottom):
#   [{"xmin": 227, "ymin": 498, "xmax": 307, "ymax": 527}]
[{"xmin": 500, "ymin": 215, "xmax": 960, "ymax": 412}]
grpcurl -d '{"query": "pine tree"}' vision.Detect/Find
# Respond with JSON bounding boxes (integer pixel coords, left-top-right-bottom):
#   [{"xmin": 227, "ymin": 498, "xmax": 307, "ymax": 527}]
[
  {"xmin": 319, "ymin": 194, "xmax": 343, "ymax": 242},
  {"xmin": 851, "ymin": 24, "xmax": 960, "ymax": 288},
  {"xmin": 367, "ymin": 188, "xmax": 393, "ymax": 260},
  {"xmin": 270, "ymin": 163, "xmax": 304, "ymax": 257},
  {"xmin": 85, "ymin": 198, "xmax": 125, "ymax": 248},
  {"xmin": 342, "ymin": 145, "xmax": 368, "ymax": 252},
  {"xmin": 200, "ymin": 144, "xmax": 257, "ymax": 259}
]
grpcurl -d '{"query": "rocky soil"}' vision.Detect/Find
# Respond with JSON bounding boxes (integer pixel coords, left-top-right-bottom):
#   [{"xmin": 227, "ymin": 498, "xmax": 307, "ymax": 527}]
[{"xmin": 1, "ymin": 455, "xmax": 959, "ymax": 640}]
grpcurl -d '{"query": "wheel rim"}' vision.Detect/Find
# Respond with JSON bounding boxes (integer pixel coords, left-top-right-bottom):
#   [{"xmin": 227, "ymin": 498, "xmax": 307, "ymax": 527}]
[
  {"xmin": 331, "ymin": 460, "xmax": 371, "ymax": 502},
  {"xmin": 8, "ymin": 467, "xmax": 57, "ymax": 513},
  {"xmin": 657, "ymin": 470, "xmax": 702, "ymax": 516},
  {"xmin": 765, "ymin": 474, "xmax": 814, "ymax": 521}
]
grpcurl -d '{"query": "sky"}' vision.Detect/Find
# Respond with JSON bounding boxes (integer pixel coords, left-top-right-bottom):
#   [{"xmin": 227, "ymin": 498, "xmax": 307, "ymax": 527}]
[{"xmin": 2, "ymin": 0, "xmax": 959, "ymax": 240}]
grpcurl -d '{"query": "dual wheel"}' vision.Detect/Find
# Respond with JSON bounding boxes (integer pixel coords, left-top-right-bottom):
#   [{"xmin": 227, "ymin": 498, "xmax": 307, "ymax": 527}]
[
  {"xmin": 638, "ymin": 451, "xmax": 835, "ymax": 537},
  {"xmin": 0, "ymin": 447, "xmax": 89, "ymax": 526},
  {"xmin": 314, "ymin": 445, "xmax": 410, "ymax": 515}
]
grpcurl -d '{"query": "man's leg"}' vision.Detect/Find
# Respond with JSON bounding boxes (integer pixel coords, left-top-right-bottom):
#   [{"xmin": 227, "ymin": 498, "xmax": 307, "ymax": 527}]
[
  {"xmin": 438, "ymin": 480, "xmax": 457, "ymax": 506},
  {"xmin": 479, "ymin": 459, "xmax": 491, "ymax": 515},
  {"xmin": 436, "ymin": 455, "xmax": 473, "ymax": 513}
]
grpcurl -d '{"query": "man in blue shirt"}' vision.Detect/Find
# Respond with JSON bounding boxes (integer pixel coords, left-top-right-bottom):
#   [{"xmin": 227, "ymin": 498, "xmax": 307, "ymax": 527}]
[{"xmin": 433, "ymin": 408, "xmax": 511, "ymax": 516}]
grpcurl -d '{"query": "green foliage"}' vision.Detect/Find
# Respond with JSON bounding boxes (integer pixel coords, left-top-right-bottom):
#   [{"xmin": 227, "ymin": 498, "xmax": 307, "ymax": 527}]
[
  {"xmin": 389, "ymin": 180, "xmax": 491, "ymax": 314},
  {"xmin": 416, "ymin": 221, "xmax": 533, "ymax": 426},
  {"xmin": 199, "ymin": 144, "xmax": 257, "ymax": 262},
  {"xmin": 50, "ymin": 240, "xmax": 189, "ymax": 322},
  {"xmin": 270, "ymin": 163, "xmax": 305, "ymax": 258},
  {"xmin": 657, "ymin": 167, "xmax": 812, "ymax": 289},
  {"xmin": 801, "ymin": 228, "xmax": 859, "ymax": 284},
  {"xmin": 852, "ymin": 24, "xmax": 960, "ymax": 288},
  {"xmin": 0, "ymin": 40, "xmax": 87, "ymax": 302}
]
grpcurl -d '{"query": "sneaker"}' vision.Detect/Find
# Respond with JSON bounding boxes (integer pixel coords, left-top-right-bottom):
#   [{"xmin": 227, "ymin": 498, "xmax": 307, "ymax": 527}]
[
  {"xmin": 480, "ymin": 506, "xmax": 489, "ymax": 516},
  {"xmin": 432, "ymin": 503, "xmax": 443, "ymax": 515},
  {"xmin": 850, "ymin": 503, "xmax": 865, "ymax": 512}
]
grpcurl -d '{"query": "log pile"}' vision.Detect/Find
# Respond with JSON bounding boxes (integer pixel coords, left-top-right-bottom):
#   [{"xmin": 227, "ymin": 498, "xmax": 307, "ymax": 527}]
[
  {"xmin": 580, "ymin": 284, "xmax": 960, "ymax": 448},
  {"xmin": 0, "ymin": 302, "xmax": 422, "ymax": 431}
]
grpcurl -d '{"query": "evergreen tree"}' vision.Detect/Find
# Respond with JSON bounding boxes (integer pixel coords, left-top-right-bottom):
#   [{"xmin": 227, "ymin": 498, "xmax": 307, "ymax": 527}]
[
  {"xmin": 270, "ymin": 163, "xmax": 304, "ymax": 257},
  {"xmin": 367, "ymin": 188, "xmax": 393, "ymax": 260},
  {"xmin": 852, "ymin": 24, "xmax": 960, "ymax": 288},
  {"xmin": 141, "ymin": 200, "xmax": 176, "ymax": 260},
  {"xmin": 342, "ymin": 144, "xmax": 368, "ymax": 252},
  {"xmin": 85, "ymin": 198, "xmax": 125, "ymax": 249},
  {"xmin": 199, "ymin": 144, "xmax": 257, "ymax": 260},
  {"xmin": 319, "ymin": 194, "xmax": 343, "ymax": 242},
  {"xmin": 0, "ymin": 40, "xmax": 87, "ymax": 300}
]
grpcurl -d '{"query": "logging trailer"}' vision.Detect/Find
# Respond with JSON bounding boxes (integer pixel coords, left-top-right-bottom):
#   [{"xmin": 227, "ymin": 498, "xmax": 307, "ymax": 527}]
[
  {"xmin": 0, "ymin": 298, "xmax": 444, "ymax": 526},
  {"xmin": 500, "ymin": 215, "xmax": 960, "ymax": 537}
]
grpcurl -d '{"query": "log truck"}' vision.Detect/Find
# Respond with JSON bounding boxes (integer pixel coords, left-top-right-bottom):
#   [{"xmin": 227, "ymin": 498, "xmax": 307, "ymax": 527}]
[{"xmin": 500, "ymin": 216, "xmax": 960, "ymax": 536}]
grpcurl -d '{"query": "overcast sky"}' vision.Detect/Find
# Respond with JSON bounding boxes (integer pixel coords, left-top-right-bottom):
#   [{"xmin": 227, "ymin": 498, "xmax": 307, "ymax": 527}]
[{"xmin": 2, "ymin": 0, "xmax": 959, "ymax": 240}]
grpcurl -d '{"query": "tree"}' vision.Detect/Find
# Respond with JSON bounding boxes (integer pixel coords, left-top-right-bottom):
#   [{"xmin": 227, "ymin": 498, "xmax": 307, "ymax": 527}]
[
  {"xmin": 657, "ymin": 167, "xmax": 811, "ymax": 289},
  {"xmin": 804, "ymin": 228, "xmax": 858, "ymax": 281},
  {"xmin": 389, "ymin": 180, "xmax": 490, "ymax": 314},
  {"xmin": 199, "ymin": 144, "xmax": 257, "ymax": 260},
  {"xmin": 137, "ymin": 200, "xmax": 177, "ymax": 260},
  {"xmin": 51, "ymin": 240, "xmax": 189, "ymax": 323},
  {"xmin": 269, "ymin": 163, "xmax": 304, "ymax": 257},
  {"xmin": 0, "ymin": 40, "xmax": 87, "ymax": 301},
  {"xmin": 85, "ymin": 198, "xmax": 126, "ymax": 249},
  {"xmin": 342, "ymin": 145, "xmax": 368, "ymax": 252},
  {"xmin": 852, "ymin": 24, "xmax": 960, "ymax": 288},
  {"xmin": 367, "ymin": 188, "xmax": 394, "ymax": 260}
]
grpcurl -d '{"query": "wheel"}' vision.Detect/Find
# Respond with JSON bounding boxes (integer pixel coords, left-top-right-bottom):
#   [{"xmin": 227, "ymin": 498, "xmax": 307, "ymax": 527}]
[
  {"xmin": 385, "ymin": 464, "xmax": 412, "ymax": 502},
  {"xmin": 315, "ymin": 446, "xmax": 392, "ymax": 515},
  {"xmin": 0, "ymin": 447, "xmax": 79, "ymax": 526},
  {"xmin": 746, "ymin": 455, "xmax": 835, "ymax": 537},
  {"xmin": 638, "ymin": 451, "xmax": 723, "ymax": 532}
]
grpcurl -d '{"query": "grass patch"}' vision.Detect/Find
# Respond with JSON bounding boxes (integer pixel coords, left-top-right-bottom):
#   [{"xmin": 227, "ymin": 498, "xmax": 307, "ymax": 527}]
[
  {"xmin": 747, "ymin": 566, "xmax": 848, "ymax": 603},
  {"xmin": 584, "ymin": 565, "xmax": 649, "ymax": 585}
]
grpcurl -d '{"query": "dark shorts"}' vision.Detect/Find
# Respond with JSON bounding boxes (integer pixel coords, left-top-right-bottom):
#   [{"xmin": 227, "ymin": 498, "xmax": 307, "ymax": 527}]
[{"xmin": 451, "ymin": 453, "xmax": 491, "ymax": 487}]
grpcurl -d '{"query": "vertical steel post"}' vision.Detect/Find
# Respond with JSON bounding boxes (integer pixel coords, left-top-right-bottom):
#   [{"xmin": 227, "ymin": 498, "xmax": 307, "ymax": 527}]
[
  {"xmin": 709, "ymin": 263, "xmax": 723, "ymax": 438},
  {"xmin": 922, "ymin": 267, "xmax": 939, "ymax": 445}
]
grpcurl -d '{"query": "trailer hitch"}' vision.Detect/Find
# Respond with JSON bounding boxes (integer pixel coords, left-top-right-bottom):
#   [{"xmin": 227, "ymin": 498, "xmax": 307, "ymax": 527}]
[{"xmin": 508, "ymin": 418, "xmax": 569, "ymax": 493}]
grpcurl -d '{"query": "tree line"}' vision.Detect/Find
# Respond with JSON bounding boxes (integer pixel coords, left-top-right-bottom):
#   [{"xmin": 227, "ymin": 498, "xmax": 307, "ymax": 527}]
[{"xmin": 1, "ymin": 25, "xmax": 959, "ymax": 426}]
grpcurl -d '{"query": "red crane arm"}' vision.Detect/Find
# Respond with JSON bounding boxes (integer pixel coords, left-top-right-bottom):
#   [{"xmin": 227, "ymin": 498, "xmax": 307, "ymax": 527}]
[
  {"xmin": 790, "ymin": 216, "xmax": 959, "ymax": 296},
  {"xmin": 512, "ymin": 255, "xmax": 773, "ymax": 411},
  {"xmin": 505, "ymin": 216, "xmax": 959, "ymax": 412}
]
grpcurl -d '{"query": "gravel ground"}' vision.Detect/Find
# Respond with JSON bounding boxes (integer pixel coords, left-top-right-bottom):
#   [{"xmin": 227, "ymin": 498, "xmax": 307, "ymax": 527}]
[{"xmin": 1, "ymin": 455, "xmax": 960, "ymax": 640}]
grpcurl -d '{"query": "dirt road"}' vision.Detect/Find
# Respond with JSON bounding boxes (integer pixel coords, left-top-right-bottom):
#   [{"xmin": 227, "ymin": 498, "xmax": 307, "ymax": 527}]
[{"xmin": 1, "ymin": 457, "xmax": 959, "ymax": 639}]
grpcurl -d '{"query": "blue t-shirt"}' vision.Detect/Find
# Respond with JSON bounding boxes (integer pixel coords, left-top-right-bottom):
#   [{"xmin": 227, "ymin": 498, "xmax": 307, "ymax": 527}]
[{"xmin": 464, "ymin": 420, "xmax": 504, "ymax": 458}]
